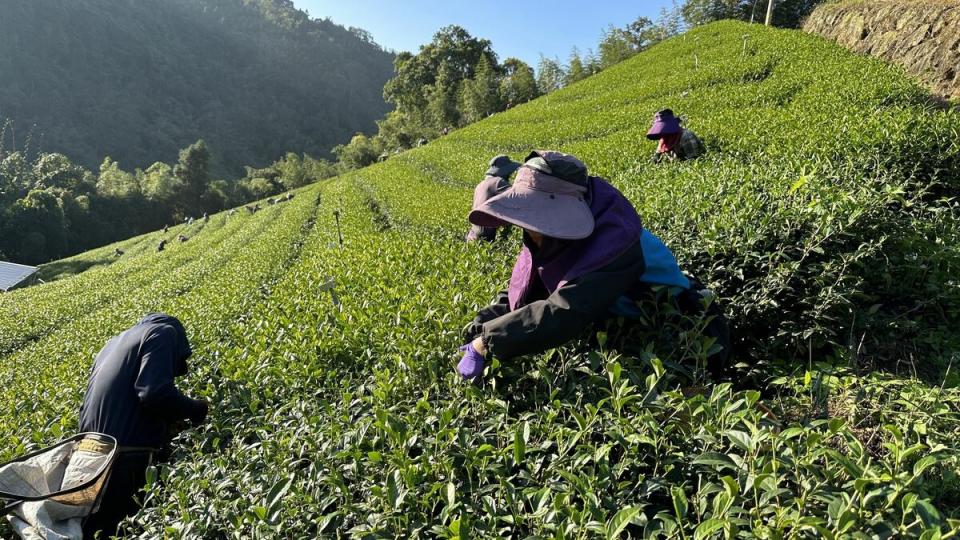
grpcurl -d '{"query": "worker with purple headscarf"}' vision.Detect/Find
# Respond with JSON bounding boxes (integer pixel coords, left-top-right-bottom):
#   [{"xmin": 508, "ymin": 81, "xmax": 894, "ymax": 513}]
[
  {"xmin": 458, "ymin": 150, "xmax": 729, "ymax": 382},
  {"xmin": 648, "ymin": 109, "xmax": 706, "ymax": 164}
]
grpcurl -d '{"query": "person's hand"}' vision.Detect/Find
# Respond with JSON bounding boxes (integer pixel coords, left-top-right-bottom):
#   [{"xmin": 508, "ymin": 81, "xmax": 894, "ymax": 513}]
[
  {"xmin": 189, "ymin": 399, "xmax": 209, "ymax": 426},
  {"xmin": 457, "ymin": 340, "xmax": 487, "ymax": 383}
]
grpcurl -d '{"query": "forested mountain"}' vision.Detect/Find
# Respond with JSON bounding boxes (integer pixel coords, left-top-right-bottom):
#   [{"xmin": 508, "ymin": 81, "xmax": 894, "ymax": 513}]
[{"xmin": 0, "ymin": 0, "xmax": 394, "ymax": 175}]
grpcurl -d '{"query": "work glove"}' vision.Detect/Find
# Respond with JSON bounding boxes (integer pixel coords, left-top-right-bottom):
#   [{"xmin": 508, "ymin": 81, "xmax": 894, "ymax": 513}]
[
  {"xmin": 457, "ymin": 343, "xmax": 486, "ymax": 383},
  {"xmin": 189, "ymin": 399, "xmax": 209, "ymax": 426}
]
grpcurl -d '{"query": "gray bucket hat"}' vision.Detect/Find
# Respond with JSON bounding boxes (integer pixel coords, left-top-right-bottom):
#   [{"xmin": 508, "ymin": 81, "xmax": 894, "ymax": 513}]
[
  {"xmin": 469, "ymin": 150, "xmax": 595, "ymax": 240},
  {"xmin": 485, "ymin": 154, "xmax": 521, "ymax": 178}
]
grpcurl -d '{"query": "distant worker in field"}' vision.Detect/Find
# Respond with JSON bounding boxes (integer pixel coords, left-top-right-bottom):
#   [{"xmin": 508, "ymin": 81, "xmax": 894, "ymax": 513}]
[
  {"xmin": 465, "ymin": 155, "xmax": 520, "ymax": 242},
  {"xmin": 647, "ymin": 109, "xmax": 706, "ymax": 164},
  {"xmin": 458, "ymin": 150, "xmax": 729, "ymax": 382},
  {"xmin": 156, "ymin": 239, "xmax": 166, "ymax": 252},
  {"xmin": 79, "ymin": 314, "xmax": 209, "ymax": 538}
]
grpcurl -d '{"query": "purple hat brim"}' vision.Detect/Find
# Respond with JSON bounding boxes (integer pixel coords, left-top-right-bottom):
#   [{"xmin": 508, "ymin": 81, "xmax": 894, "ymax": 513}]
[
  {"xmin": 469, "ymin": 186, "xmax": 595, "ymax": 240},
  {"xmin": 646, "ymin": 118, "xmax": 682, "ymax": 140}
]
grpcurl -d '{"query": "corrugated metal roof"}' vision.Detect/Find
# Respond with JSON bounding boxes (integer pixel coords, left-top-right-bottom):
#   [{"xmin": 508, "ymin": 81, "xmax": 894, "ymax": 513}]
[{"xmin": 0, "ymin": 261, "xmax": 38, "ymax": 292}]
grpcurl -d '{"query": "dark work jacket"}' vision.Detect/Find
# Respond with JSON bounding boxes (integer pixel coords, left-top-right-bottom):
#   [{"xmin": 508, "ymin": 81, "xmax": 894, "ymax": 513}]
[
  {"xmin": 79, "ymin": 314, "xmax": 202, "ymax": 448},
  {"xmin": 465, "ymin": 241, "xmax": 647, "ymax": 359}
]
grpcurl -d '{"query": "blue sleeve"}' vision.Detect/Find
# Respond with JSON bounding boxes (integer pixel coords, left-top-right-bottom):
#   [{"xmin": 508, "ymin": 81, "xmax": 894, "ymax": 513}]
[{"xmin": 638, "ymin": 230, "xmax": 690, "ymax": 289}]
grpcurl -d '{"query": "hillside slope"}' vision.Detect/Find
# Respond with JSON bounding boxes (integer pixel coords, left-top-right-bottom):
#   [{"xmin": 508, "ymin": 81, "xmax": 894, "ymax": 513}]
[
  {"xmin": 0, "ymin": 0, "xmax": 394, "ymax": 175},
  {"xmin": 2, "ymin": 21, "xmax": 958, "ymax": 537}
]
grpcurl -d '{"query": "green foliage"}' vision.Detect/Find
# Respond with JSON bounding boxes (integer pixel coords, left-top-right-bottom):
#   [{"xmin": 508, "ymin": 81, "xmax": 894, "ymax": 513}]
[
  {"xmin": 0, "ymin": 136, "xmax": 337, "ymax": 265},
  {"xmin": 0, "ymin": 0, "xmax": 394, "ymax": 176},
  {"xmin": 459, "ymin": 57, "xmax": 503, "ymax": 124},
  {"xmin": 537, "ymin": 56, "xmax": 567, "ymax": 94},
  {"xmin": 680, "ymin": 0, "xmax": 826, "ymax": 27},
  {"xmin": 334, "ymin": 134, "xmax": 383, "ymax": 171},
  {"xmin": 599, "ymin": 25, "xmax": 640, "ymax": 69},
  {"xmin": 0, "ymin": 189, "xmax": 68, "ymax": 264},
  {"xmin": 173, "ymin": 139, "xmax": 211, "ymax": 216},
  {"xmin": 682, "ymin": 0, "xmax": 753, "ymax": 26},
  {"xmin": 362, "ymin": 26, "xmax": 540, "ymax": 162},
  {"xmin": 96, "ymin": 158, "xmax": 140, "ymax": 199},
  {"xmin": 383, "ymin": 25, "xmax": 498, "ymax": 128},
  {"xmin": 139, "ymin": 163, "xmax": 182, "ymax": 203},
  {"xmin": 2, "ymin": 19, "xmax": 960, "ymax": 539},
  {"xmin": 566, "ymin": 48, "xmax": 590, "ymax": 85},
  {"xmin": 500, "ymin": 58, "xmax": 541, "ymax": 107}
]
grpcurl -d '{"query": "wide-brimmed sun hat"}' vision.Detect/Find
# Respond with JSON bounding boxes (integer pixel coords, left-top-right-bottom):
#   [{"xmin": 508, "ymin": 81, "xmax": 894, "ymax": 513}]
[
  {"xmin": 646, "ymin": 109, "xmax": 682, "ymax": 140},
  {"xmin": 485, "ymin": 154, "xmax": 521, "ymax": 178},
  {"xmin": 469, "ymin": 150, "xmax": 595, "ymax": 240}
]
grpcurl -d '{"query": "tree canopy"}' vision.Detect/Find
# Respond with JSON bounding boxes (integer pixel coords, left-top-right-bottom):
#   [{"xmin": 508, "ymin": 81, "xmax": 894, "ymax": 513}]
[{"xmin": 0, "ymin": 0, "xmax": 395, "ymax": 177}]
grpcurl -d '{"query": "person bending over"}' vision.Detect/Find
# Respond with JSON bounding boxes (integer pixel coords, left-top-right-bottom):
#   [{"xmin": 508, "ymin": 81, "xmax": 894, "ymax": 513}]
[
  {"xmin": 458, "ymin": 150, "xmax": 729, "ymax": 382},
  {"xmin": 79, "ymin": 313, "xmax": 208, "ymax": 538},
  {"xmin": 465, "ymin": 155, "xmax": 521, "ymax": 242}
]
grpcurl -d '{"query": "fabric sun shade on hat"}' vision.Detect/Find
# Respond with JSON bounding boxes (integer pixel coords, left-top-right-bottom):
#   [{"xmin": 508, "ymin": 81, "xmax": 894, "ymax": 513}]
[
  {"xmin": 469, "ymin": 150, "xmax": 595, "ymax": 240},
  {"xmin": 485, "ymin": 154, "xmax": 521, "ymax": 178},
  {"xmin": 646, "ymin": 108, "xmax": 682, "ymax": 140}
]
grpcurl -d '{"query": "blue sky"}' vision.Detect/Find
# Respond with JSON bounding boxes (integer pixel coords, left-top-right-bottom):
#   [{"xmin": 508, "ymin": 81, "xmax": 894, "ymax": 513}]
[{"xmin": 296, "ymin": 1, "xmax": 677, "ymax": 67}]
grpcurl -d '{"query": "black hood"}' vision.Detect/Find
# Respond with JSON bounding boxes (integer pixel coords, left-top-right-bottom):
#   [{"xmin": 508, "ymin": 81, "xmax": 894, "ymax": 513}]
[{"xmin": 138, "ymin": 313, "xmax": 192, "ymax": 377}]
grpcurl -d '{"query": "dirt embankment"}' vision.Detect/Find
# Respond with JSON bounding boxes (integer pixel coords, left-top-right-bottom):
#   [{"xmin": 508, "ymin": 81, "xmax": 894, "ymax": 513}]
[{"xmin": 804, "ymin": 1, "xmax": 960, "ymax": 101}]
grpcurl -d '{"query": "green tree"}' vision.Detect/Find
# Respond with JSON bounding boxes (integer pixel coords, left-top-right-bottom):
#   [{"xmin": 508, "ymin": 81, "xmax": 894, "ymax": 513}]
[
  {"xmin": 274, "ymin": 153, "xmax": 308, "ymax": 189},
  {"xmin": 0, "ymin": 189, "xmax": 68, "ymax": 264},
  {"xmin": 32, "ymin": 153, "xmax": 85, "ymax": 191},
  {"xmin": 173, "ymin": 139, "xmax": 210, "ymax": 216},
  {"xmin": 333, "ymin": 134, "xmax": 381, "ymax": 171},
  {"xmin": 96, "ymin": 157, "xmax": 139, "ymax": 198},
  {"xmin": 585, "ymin": 49, "xmax": 602, "ymax": 76},
  {"xmin": 770, "ymin": 0, "xmax": 826, "ymax": 28},
  {"xmin": 681, "ymin": 0, "xmax": 752, "ymax": 27},
  {"xmin": 598, "ymin": 25, "xmax": 637, "ymax": 69},
  {"xmin": 536, "ymin": 56, "xmax": 566, "ymax": 94},
  {"xmin": 304, "ymin": 156, "xmax": 339, "ymax": 181},
  {"xmin": 0, "ymin": 152, "xmax": 32, "ymax": 200},
  {"xmin": 243, "ymin": 177, "xmax": 279, "ymax": 200},
  {"xmin": 459, "ymin": 56, "xmax": 503, "ymax": 124},
  {"xmin": 426, "ymin": 77, "xmax": 460, "ymax": 130},
  {"xmin": 500, "ymin": 58, "xmax": 539, "ymax": 106},
  {"xmin": 679, "ymin": 0, "xmax": 823, "ymax": 28},
  {"xmin": 566, "ymin": 48, "xmax": 588, "ymax": 85},
  {"xmin": 140, "ymin": 162, "xmax": 183, "ymax": 203},
  {"xmin": 383, "ymin": 25, "xmax": 498, "ymax": 132},
  {"xmin": 201, "ymin": 180, "xmax": 230, "ymax": 213},
  {"xmin": 374, "ymin": 110, "xmax": 425, "ymax": 151}
]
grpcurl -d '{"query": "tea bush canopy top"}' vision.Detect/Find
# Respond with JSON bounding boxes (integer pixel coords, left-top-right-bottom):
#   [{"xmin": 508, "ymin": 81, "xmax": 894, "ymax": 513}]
[{"xmin": 0, "ymin": 262, "xmax": 38, "ymax": 292}]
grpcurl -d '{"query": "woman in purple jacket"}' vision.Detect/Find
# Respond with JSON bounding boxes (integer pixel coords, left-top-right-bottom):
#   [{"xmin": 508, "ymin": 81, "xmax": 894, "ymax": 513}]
[{"xmin": 458, "ymin": 150, "xmax": 729, "ymax": 382}]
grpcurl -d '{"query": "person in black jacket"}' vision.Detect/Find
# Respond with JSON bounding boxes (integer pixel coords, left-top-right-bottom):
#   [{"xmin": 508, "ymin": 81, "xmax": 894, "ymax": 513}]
[{"xmin": 79, "ymin": 313, "xmax": 208, "ymax": 538}]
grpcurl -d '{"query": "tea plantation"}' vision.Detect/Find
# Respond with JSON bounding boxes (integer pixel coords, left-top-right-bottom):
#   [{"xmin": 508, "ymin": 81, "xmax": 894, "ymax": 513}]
[{"xmin": 2, "ymin": 21, "xmax": 959, "ymax": 538}]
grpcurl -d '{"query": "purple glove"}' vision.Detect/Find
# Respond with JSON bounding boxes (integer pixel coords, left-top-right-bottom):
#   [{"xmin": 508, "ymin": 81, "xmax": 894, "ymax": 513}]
[{"xmin": 457, "ymin": 343, "xmax": 486, "ymax": 382}]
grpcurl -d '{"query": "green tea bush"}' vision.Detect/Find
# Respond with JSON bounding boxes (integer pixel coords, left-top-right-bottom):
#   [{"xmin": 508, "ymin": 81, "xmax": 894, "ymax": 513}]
[{"xmin": 3, "ymin": 20, "xmax": 959, "ymax": 538}]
